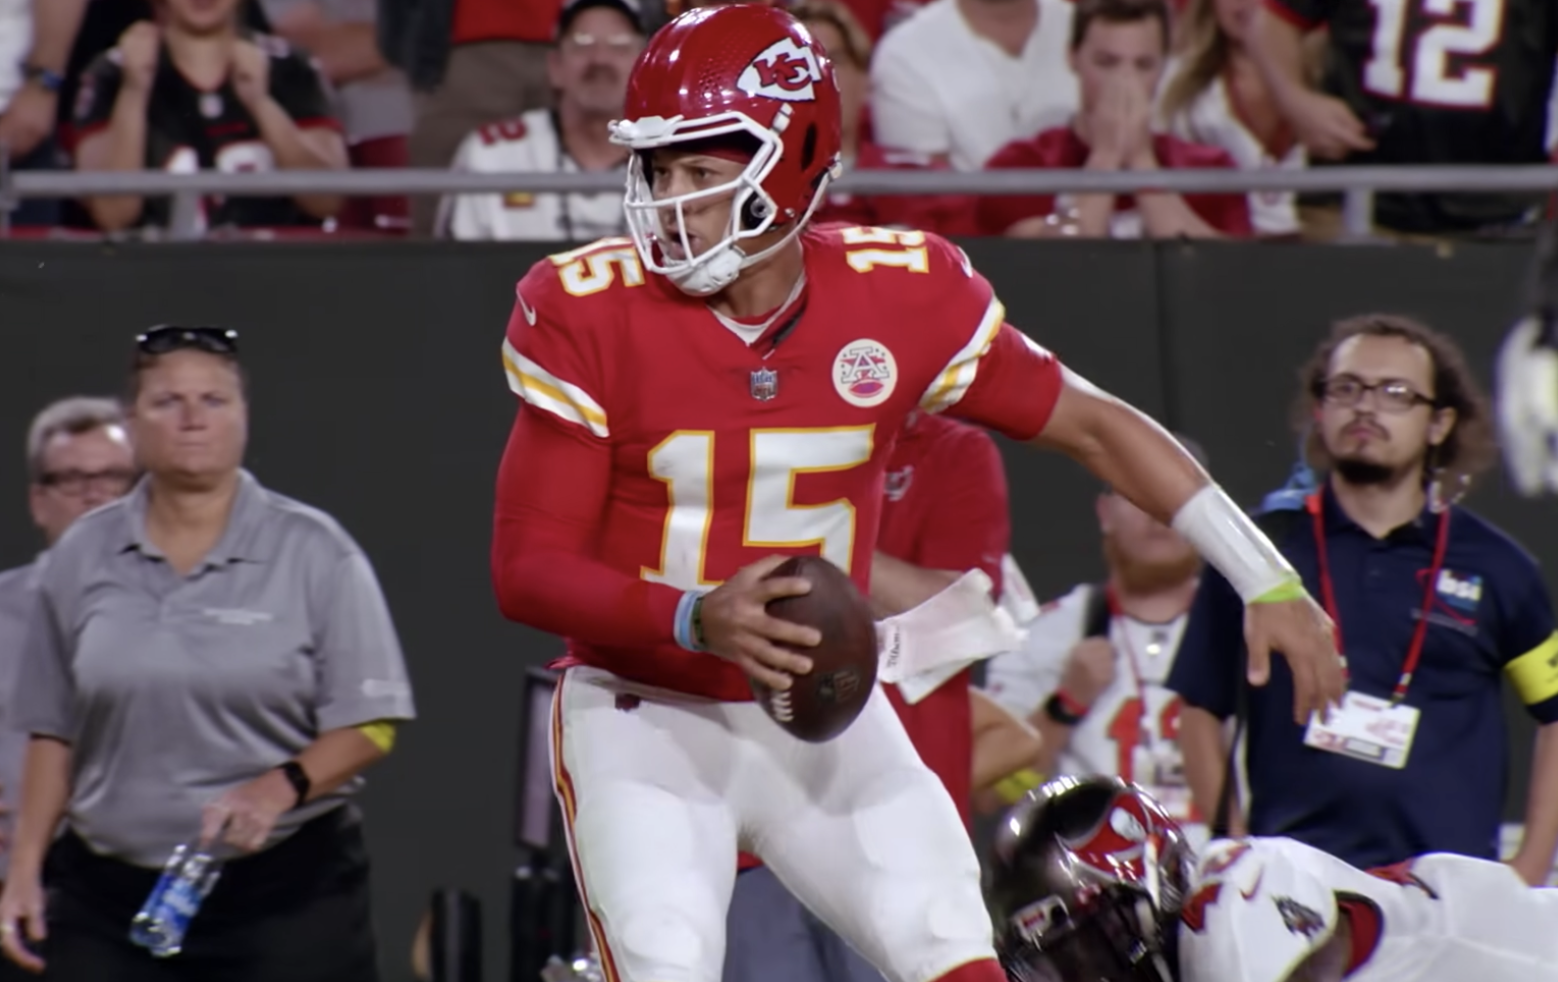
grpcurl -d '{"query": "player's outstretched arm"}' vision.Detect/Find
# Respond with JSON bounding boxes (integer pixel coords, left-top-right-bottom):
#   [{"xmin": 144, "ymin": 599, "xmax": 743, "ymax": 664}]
[{"xmin": 1031, "ymin": 367, "xmax": 1343, "ymax": 723}]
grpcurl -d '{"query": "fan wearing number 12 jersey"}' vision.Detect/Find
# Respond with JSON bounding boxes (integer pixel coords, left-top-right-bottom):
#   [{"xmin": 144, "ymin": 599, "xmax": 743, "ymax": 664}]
[
  {"xmin": 1263, "ymin": 0, "xmax": 1558, "ymax": 232},
  {"xmin": 490, "ymin": 7, "xmax": 1342, "ymax": 982}
]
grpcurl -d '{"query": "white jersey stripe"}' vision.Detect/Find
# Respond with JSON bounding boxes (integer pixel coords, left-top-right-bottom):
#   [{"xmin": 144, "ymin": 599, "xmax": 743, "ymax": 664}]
[{"xmin": 920, "ymin": 296, "xmax": 1005, "ymax": 413}]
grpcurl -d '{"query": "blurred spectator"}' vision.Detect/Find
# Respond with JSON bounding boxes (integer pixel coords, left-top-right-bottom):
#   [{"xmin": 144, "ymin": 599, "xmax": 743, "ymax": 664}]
[
  {"xmin": 70, "ymin": 0, "xmax": 348, "ymax": 235},
  {"xmin": 261, "ymin": 0, "xmax": 415, "ymax": 232},
  {"xmin": 983, "ymin": 436, "xmax": 1211, "ymax": 846},
  {"xmin": 43, "ymin": 0, "xmax": 272, "ymax": 233},
  {"xmin": 869, "ymin": 0, "xmax": 1077, "ymax": 172},
  {"xmin": 0, "ymin": 399, "xmax": 134, "ymax": 896},
  {"xmin": 977, "ymin": 0, "xmax": 1252, "ymax": 238},
  {"xmin": 436, "ymin": 0, "xmax": 642, "ymax": 241},
  {"xmin": 1171, "ymin": 315, "xmax": 1558, "ymax": 883},
  {"xmin": 385, "ymin": 0, "xmax": 600, "ymax": 236},
  {"xmin": 0, "ymin": 0, "xmax": 88, "ymax": 229},
  {"xmin": 836, "ymin": 0, "xmax": 932, "ymax": 42},
  {"xmin": 1251, "ymin": 0, "xmax": 1558, "ymax": 238},
  {"xmin": 798, "ymin": 0, "xmax": 979, "ymax": 235},
  {"xmin": 1155, "ymin": 0, "xmax": 1307, "ymax": 238}
]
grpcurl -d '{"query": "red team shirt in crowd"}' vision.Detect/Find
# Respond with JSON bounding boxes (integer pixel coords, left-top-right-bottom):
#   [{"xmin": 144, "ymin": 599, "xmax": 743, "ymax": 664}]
[
  {"xmin": 815, "ymin": 142, "xmax": 982, "ymax": 237},
  {"xmin": 875, "ymin": 411, "xmax": 1010, "ymax": 831},
  {"xmin": 492, "ymin": 225, "xmax": 1062, "ymax": 704},
  {"xmin": 450, "ymin": 0, "xmax": 564, "ymax": 46},
  {"xmin": 977, "ymin": 128, "xmax": 1254, "ymax": 237}
]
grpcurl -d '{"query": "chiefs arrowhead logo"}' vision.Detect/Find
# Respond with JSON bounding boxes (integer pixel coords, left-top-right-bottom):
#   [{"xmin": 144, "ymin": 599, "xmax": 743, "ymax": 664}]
[{"xmin": 736, "ymin": 38, "xmax": 824, "ymax": 102}]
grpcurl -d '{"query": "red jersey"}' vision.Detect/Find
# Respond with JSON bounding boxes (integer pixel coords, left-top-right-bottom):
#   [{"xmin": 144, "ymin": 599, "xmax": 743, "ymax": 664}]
[
  {"xmin": 877, "ymin": 411, "xmax": 1011, "ymax": 830},
  {"xmin": 977, "ymin": 127, "xmax": 1254, "ymax": 238},
  {"xmin": 814, "ymin": 142, "xmax": 982, "ymax": 237},
  {"xmin": 450, "ymin": 0, "xmax": 562, "ymax": 45},
  {"xmin": 492, "ymin": 225, "xmax": 1062, "ymax": 701}
]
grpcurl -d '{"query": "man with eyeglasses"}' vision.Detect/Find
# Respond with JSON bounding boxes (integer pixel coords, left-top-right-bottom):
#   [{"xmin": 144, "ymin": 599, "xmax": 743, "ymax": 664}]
[
  {"xmin": 436, "ymin": 0, "xmax": 645, "ymax": 241},
  {"xmin": 0, "ymin": 399, "xmax": 134, "ymax": 901},
  {"xmin": 1168, "ymin": 314, "xmax": 1558, "ymax": 887}
]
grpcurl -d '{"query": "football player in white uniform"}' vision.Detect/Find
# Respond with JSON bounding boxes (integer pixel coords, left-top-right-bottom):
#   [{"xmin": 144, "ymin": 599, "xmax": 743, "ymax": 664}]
[{"xmin": 988, "ymin": 775, "xmax": 1558, "ymax": 982}]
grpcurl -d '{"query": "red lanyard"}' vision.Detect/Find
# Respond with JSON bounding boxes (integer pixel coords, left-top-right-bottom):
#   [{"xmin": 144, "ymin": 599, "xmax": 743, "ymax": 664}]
[
  {"xmin": 1106, "ymin": 586, "xmax": 1159, "ymax": 748},
  {"xmin": 1307, "ymin": 491, "xmax": 1452, "ymax": 705}
]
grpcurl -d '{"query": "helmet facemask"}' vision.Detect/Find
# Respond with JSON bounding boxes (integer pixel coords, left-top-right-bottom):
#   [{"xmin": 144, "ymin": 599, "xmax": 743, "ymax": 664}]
[
  {"xmin": 1000, "ymin": 875, "xmax": 1177, "ymax": 982},
  {"xmin": 610, "ymin": 108, "xmax": 835, "ymax": 297}
]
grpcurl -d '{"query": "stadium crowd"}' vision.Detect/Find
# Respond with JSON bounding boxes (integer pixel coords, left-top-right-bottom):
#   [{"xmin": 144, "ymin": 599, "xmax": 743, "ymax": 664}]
[{"xmin": 2, "ymin": 0, "xmax": 1557, "ymax": 240}]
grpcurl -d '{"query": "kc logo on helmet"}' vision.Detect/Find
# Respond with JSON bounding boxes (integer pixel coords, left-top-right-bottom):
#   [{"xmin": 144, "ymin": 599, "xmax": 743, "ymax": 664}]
[{"xmin": 737, "ymin": 38, "xmax": 824, "ymax": 101}]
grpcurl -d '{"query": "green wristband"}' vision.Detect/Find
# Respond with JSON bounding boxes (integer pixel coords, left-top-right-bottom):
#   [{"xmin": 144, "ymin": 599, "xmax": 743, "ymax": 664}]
[{"xmin": 1251, "ymin": 578, "xmax": 1307, "ymax": 604}]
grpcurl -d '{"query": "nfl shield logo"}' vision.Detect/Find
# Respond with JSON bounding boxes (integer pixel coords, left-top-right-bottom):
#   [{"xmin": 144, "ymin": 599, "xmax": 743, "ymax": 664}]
[{"xmin": 750, "ymin": 368, "xmax": 778, "ymax": 401}]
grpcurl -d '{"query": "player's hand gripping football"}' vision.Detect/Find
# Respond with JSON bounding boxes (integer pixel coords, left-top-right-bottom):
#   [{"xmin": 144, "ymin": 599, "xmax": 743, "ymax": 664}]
[
  {"xmin": 698, "ymin": 555, "xmax": 821, "ymax": 690},
  {"xmin": 1244, "ymin": 594, "xmax": 1344, "ymax": 724}
]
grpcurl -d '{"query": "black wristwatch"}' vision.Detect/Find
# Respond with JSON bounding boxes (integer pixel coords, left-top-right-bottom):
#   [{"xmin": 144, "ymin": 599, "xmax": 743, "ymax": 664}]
[
  {"xmin": 20, "ymin": 65, "xmax": 64, "ymax": 93},
  {"xmin": 1044, "ymin": 691, "xmax": 1088, "ymax": 727},
  {"xmin": 277, "ymin": 760, "xmax": 311, "ymax": 809}
]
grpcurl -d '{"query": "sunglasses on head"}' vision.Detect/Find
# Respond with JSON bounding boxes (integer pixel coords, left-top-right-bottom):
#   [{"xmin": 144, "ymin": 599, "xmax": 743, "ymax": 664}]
[{"xmin": 135, "ymin": 325, "xmax": 240, "ymax": 356}]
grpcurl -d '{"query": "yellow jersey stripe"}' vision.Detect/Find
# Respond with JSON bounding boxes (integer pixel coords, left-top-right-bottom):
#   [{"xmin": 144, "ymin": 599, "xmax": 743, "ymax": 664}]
[
  {"xmin": 1506, "ymin": 631, "xmax": 1558, "ymax": 706},
  {"xmin": 920, "ymin": 297, "xmax": 1006, "ymax": 413},
  {"xmin": 501, "ymin": 340, "xmax": 610, "ymax": 438}
]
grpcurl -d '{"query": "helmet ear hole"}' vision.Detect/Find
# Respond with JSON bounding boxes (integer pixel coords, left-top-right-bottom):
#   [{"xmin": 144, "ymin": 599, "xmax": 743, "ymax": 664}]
[{"xmin": 740, "ymin": 193, "xmax": 773, "ymax": 231}]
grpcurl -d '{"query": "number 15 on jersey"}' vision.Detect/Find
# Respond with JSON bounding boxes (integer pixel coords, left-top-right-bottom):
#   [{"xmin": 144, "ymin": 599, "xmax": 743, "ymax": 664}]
[{"xmin": 640, "ymin": 427, "xmax": 878, "ymax": 589}]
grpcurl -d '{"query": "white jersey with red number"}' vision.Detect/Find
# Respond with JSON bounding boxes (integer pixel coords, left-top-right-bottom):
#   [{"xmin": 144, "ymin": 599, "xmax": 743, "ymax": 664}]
[
  {"xmin": 983, "ymin": 584, "xmax": 1201, "ymax": 830},
  {"xmin": 1179, "ymin": 837, "xmax": 1558, "ymax": 982},
  {"xmin": 503, "ymin": 225, "xmax": 1063, "ymax": 701},
  {"xmin": 437, "ymin": 109, "xmax": 627, "ymax": 242}
]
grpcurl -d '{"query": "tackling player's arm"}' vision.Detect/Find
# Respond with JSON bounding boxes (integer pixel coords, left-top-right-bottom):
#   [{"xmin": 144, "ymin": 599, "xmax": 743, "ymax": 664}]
[
  {"xmin": 869, "ymin": 554, "xmax": 959, "ymax": 617},
  {"xmin": 917, "ymin": 236, "xmax": 1340, "ymax": 722},
  {"xmin": 969, "ymin": 688, "xmax": 1043, "ymax": 791}
]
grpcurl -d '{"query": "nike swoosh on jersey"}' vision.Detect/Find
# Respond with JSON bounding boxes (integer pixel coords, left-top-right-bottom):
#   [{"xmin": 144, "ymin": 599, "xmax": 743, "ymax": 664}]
[{"xmin": 518, "ymin": 290, "xmax": 538, "ymax": 325}]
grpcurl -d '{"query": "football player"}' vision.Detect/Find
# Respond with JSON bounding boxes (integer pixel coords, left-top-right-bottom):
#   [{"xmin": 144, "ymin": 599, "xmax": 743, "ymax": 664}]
[
  {"xmin": 988, "ymin": 775, "xmax": 1558, "ymax": 982},
  {"xmin": 490, "ymin": 7, "xmax": 1343, "ymax": 982}
]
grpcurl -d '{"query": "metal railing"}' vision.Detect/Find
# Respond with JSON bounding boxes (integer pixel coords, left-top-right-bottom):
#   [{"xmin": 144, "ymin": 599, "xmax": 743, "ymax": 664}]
[{"xmin": 5, "ymin": 163, "xmax": 1558, "ymax": 240}]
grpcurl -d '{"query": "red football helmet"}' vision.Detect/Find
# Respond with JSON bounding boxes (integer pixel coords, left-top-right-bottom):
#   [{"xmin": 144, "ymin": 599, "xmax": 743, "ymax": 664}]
[{"xmin": 608, "ymin": 3, "xmax": 844, "ymax": 296}]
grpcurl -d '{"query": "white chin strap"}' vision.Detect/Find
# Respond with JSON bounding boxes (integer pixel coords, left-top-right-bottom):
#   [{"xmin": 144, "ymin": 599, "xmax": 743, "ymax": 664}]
[{"xmin": 665, "ymin": 242, "xmax": 749, "ymax": 297}]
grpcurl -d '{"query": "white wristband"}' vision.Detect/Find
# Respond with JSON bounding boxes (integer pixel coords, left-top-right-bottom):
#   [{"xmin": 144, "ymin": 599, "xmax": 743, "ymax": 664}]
[{"xmin": 1171, "ymin": 484, "xmax": 1300, "ymax": 603}]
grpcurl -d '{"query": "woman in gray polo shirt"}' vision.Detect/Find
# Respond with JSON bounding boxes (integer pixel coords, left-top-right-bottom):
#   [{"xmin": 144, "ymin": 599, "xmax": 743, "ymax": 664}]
[{"xmin": 0, "ymin": 326, "xmax": 416, "ymax": 981}]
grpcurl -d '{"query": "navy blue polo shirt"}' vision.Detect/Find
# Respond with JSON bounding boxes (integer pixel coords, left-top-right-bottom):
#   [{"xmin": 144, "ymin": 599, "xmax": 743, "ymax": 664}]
[{"xmin": 1168, "ymin": 482, "xmax": 1558, "ymax": 869}]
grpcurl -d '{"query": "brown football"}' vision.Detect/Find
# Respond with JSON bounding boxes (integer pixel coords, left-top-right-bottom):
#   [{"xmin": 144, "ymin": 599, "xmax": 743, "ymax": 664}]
[{"xmin": 750, "ymin": 555, "xmax": 878, "ymax": 743}]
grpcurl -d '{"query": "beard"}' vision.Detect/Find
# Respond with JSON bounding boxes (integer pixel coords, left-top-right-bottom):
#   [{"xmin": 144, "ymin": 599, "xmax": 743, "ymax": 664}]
[
  {"xmin": 1332, "ymin": 454, "xmax": 1421, "ymax": 488},
  {"xmin": 1103, "ymin": 533, "xmax": 1202, "ymax": 595}
]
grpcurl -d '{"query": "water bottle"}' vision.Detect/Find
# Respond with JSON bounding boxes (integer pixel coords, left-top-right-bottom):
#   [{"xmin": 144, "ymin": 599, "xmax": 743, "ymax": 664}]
[{"xmin": 129, "ymin": 843, "xmax": 223, "ymax": 958}]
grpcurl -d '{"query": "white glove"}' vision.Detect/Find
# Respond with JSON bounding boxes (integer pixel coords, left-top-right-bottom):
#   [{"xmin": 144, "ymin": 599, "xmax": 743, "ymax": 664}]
[
  {"xmin": 876, "ymin": 569, "xmax": 1028, "ymax": 704},
  {"xmin": 1497, "ymin": 315, "xmax": 1558, "ymax": 497}
]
